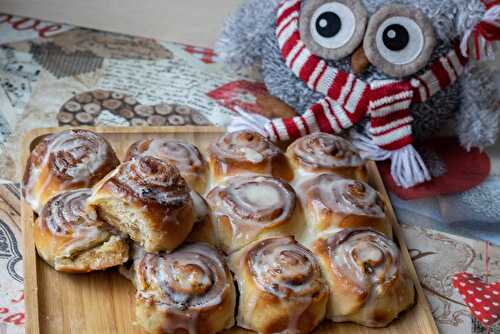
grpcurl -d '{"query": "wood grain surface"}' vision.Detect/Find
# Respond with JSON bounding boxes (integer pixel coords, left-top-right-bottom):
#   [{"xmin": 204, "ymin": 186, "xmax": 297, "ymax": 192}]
[{"xmin": 21, "ymin": 126, "xmax": 439, "ymax": 334}]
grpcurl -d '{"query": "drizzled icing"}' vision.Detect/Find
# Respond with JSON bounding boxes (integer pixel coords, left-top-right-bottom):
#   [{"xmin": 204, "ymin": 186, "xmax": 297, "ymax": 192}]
[
  {"xmin": 303, "ymin": 174, "xmax": 385, "ymax": 218},
  {"xmin": 244, "ymin": 237, "xmax": 327, "ymax": 332},
  {"xmin": 248, "ymin": 237, "xmax": 325, "ymax": 299},
  {"xmin": 110, "ymin": 156, "xmax": 191, "ymax": 207},
  {"xmin": 38, "ymin": 189, "xmax": 108, "ymax": 257},
  {"xmin": 209, "ymin": 130, "xmax": 280, "ymax": 164},
  {"xmin": 126, "ymin": 138, "xmax": 206, "ymax": 177},
  {"xmin": 288, "ymin": 133, "xmax": 363, "ymax": 170},
  {"xmin": 326, "ymin": 229, "xmax": 399, "ymax": 295},
  {"xmin": 23, "ymin": 129, "xmax": 119, "ymax": 212},
  {"xmin": 135, "ymin": 243, "xmax": 232, "ymax": 334},
  {"xmin": 207, "ymin": 176, "xmax": 296, "ymax": 248}
]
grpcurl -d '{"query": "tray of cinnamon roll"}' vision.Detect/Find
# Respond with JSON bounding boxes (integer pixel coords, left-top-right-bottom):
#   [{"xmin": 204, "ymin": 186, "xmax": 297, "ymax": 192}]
[{"xmin": 20, "ymin": 126, "xmax": 438, "ymax": 334}]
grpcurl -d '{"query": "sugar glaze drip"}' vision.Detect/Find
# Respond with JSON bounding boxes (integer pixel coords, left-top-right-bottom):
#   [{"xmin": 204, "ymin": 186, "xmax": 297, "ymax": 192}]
[
  {"xmin": 289, "ymin": 133, "xmax": 363, "ymax": 169},
  {"xmin": 135, "ymin": 243, "xmax": 231, "ymax": 334}
]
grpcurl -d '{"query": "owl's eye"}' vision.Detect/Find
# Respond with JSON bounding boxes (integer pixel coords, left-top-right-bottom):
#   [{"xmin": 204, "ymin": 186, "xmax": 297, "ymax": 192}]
[
  {"xmin": 300, "ymin": 0, "xmax": 367, "ymax": 60},
  {"xmin": 364, "ymin": 5, "xmax": 436, "ymax": 77}
]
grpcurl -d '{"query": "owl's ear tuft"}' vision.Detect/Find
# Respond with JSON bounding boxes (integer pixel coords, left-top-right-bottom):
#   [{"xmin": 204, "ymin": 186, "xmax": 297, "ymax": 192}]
[
  {"xmin": 453, "ymin": 0, "xmax": 490, "ymax": 37},
  {"xmin": 215, "ymin": 0, "xmax": 281, "ymax": 69}
]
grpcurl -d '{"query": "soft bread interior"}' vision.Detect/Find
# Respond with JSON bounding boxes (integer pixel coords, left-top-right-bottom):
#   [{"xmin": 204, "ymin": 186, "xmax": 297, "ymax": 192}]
[
  {"xmin": 91, "ymin": 196, "xmax": 150, "ymax": 249},
  {"xmin": 54, "ymin": 235, "xmax": 129, "ymax": 272}
]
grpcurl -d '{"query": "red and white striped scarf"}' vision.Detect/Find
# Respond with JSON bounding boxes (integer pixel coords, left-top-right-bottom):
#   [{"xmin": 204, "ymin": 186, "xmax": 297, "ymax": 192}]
[
  {"xmin": 265, "ymin": 0, "xmax": 472, "ymax": 151},
  {"xmin": 229, "ymin": 0, "xmax": 499, "ymax": 187}
]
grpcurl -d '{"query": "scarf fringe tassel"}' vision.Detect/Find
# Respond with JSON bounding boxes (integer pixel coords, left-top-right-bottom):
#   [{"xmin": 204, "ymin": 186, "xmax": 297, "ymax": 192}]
[
  {"xmin": 350, "ymin": 130, "xmax": 431, "ymax": 188},
  {"xmin": 227, "ymin": 107, "xmax": 269, "ymax": 137}
]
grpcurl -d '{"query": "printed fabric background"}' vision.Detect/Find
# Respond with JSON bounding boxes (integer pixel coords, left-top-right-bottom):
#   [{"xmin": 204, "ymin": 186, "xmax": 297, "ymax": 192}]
[{"xmin": 0, "ymin": 13, "xmax": 499, "ymax": 334}]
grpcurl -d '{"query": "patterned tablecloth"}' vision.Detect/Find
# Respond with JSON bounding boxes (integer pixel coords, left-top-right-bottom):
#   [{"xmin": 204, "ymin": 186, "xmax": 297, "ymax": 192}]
[{"xmin": 0, "ymin": 14, "xmax": 499, "ymax": 334}]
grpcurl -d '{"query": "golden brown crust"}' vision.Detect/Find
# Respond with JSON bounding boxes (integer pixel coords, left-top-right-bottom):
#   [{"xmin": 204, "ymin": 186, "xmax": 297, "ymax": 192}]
[
  {"xmin": 286, "ymin": 133, "xmax": 367, "ymax": 181},
  {"xmin": 206, "ymin": 175, "xmax": 303, "ymax": 253},
  {"xmin": 301, "ymin": 174, "xmax": 392, "ymax": 237},
  {"xmin": 125, "ymin": 138, "xmax": 208, "ymax": 193},
  {"xmin": 312, "ymin": 229, "xmax": 415, "ymax": 327},
  {"xmin": 87, "ymin": 156, "xmax": 195, "ymax": 253},
  {"xmin": 34, "ymin": 189, "xmax": 128, "ymax": 272},
  {"xmin": 208, "ymin": 130, "xmax": 292, "ymax": 183},
  {"xmin": 132, "ymin": 243, "xmax": 236, "ymax": 334},
  {"xmin": 22, "ymin": 129, "xmax": 119, "ymax": 213},
  {"xmin": 229, "ymin": 237, "xmax": 328, "ymax": 334}
]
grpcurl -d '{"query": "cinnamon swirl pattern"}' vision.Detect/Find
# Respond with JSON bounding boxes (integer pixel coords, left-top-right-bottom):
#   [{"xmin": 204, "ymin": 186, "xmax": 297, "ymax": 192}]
[
  {"xmin": 208, "ymin": 130, "xmax": 291, "ymax": 182},
  {"xmin": 206, "ymin": 175, "xmax": 301, "ymax": 253},
  {"xmin": 125, "ymin": 138, "xmax": 208, "ymax": 193},
  {"xmin": 22, "ymin": 129, "xmax": 119, "ymax": 213},
  {"xmin": 286, "ymin": 133, "xmax": 366, "ymax": 181},
  {"xmin": 312, "ymin": 229, "xmax": 415, "ymax": 327},
  {"xmin": 34, "ymin": 189, "xmax": 128, "ymax": 272},
  {"xmin": 87, "ymin": 156, "xmax": 195, "ymax": 252},
  {"xmin": 301, "ymin": 174, "xmax": 391, "ymax": 237},
  {"xmin": 229, "ymin": 237, "xmax": 328, "ymax": 334},
  {"xmin": 132, "ymin": 243, "xmax": 236, "ymax": 334}
]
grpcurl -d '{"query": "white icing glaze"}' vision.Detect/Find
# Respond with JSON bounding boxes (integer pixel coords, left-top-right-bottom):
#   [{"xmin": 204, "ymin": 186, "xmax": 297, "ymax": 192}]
[
  {"xmin": 209, "ymin": 130, "xmax": 280, "ymax": 163},
  {"xmin": 113, "ymin": 156, "xmax": 191, "ymax": 208},
  {"xmin": 289, "ymin": 133, "xmax": 363, "ymax": 170},
  {"xmin": 246, "ymin": 237, "xmax": 326, "ymax": 333},
  {"xmin": 135, "ymin": 243, "xmax": 231, "ymax": 334},
  {"xmin": 207, "ymin": 176, "xmax": 296, "ymax": 247},
  {"xmin": 190, "ymin": 191, "xmax": 210, "ymax": 223},
  {"xmin": 24, "ymin": 130, "xmax": 116, "ymax": 212},
  {"xmin": 303, "ymin": 174, "xmax": 385, "ymax": 218},
  {"xmin": 40, "ymin": 189, "xmax": 108, "ymax": 257},
  {"xmin": 327, "ymin": 230, "xmax": 399, "ymax": 292},
  {"xmin": 132, "ymin": 138, "xmax": 206, "ymax": 175}
]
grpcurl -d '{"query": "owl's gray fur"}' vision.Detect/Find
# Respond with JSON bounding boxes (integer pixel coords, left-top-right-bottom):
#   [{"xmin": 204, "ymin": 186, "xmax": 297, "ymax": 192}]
[{"xmin": 216, "ymin": 0, "xmax": 499, "ymax": 149}]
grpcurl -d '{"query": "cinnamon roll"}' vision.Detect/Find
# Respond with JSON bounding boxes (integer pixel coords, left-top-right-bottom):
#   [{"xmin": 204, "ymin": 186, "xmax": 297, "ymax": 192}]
[
  {"xmin": 185, "ymin": 191, "xmax": 217, "ymax": 246},
  {"xmin": 131, "ymin": 243, "xmax": 236, "ymax": 334},
  {"xmin": 312, "ymin": 229, "xmax": 415, "ymax": 327},
  {"xmin": 300, "ymin": 174, "xmax": 391, "ymax": 237},
  {"xmin": 87, "ymin": 156, "xmax": 195, "ymax": 253},
  {"xmin": 206, "ymin": 175, "xmax": 303, "ymax": 253},
  {"xmin": 34, "ymin": 189, "xmax": 128, "ymax": 272},
  {"xmin": 22, "ymin": 129, "xmax": 119, "ymax": 213},
  {"xmin": 229, "ymin": 237, "xmax": 328, "ymax": 334},
  {"xmin": 208, "ymin": 130, "xmax": 292, "ymax": 183},
  {"xmin": 286, "ymin": 133, "xmax": 367, "ymax": 182},
  {"xmin": 125, "ymin": 138, "xmax": 208, "ymax": 193}
]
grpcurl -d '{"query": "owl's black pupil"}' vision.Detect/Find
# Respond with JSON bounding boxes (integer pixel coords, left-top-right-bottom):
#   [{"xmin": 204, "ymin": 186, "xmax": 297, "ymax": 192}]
[
  {"xmin": 316, "ymin": 12, "xmax": 341, "ymax": 38},
  {"xmin": 382, "ymin": 24, "xmax": 409, "ymax": 51}
]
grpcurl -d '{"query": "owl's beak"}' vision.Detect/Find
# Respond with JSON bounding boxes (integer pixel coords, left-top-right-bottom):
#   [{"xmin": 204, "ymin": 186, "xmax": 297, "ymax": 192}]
[{"xmin": 351, "ymin": 46, "xmax": 370, "ymax": 75}]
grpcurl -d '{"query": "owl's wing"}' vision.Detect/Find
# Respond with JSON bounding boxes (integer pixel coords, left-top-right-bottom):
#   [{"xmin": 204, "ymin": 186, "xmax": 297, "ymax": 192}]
[
  {"xmin": 456, "ymin": 63, "xmax": 499, "ymax": 150},
  {"xmin": 215, "ymin": 0, "xmax": 281, "ymax": 68}
]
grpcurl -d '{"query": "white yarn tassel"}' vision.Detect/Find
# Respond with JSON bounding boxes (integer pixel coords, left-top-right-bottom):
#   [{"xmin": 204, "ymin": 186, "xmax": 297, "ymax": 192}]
[
  {"xmin": 350, "ymin": 129, "xmax": 392, "ymax": 160},
  {"xmin": 390, "ymin": 145, "xmax": 431, "ymax": 188},
  {"xmin": 350, "ymin": 129, "xmax": 431, "ymax": 188},
  {"xmin": 227, "ymin": 107, "xmax": 270, "ymax": 137}
]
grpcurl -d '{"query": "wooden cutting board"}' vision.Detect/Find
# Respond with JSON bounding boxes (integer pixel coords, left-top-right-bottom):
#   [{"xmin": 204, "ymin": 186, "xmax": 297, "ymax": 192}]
[{"xmin": 21, "ymin": 126, "xmax": 439, "ymax": 334}]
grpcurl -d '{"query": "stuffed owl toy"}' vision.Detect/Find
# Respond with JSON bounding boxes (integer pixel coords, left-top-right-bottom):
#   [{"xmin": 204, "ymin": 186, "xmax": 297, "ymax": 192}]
[{"xmin": 216, "ymin": 0, "xmax": 500, "ymax": 188}]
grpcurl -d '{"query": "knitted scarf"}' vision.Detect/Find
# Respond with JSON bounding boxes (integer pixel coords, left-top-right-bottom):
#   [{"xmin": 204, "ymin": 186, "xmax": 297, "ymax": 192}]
[{"xmin": 230, "ymin": 0, "xmax": 500, "ymax": 188}]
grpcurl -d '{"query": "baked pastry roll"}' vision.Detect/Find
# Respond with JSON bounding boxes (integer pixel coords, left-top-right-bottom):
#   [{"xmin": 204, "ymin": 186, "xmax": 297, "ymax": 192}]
[
  {"xmin": 312, "ymin": 229, "xmax": 415, "ymax": 327},
  {"xmin": 125, "ymin": 138, "xmax": 208, "ymax": 193},
  {"xmin": 286, "ymin": 133, "xmax": 367, "ymax": 182},
  {"xmin": 130, "ymin": 243, "xmax": 236, "ymax": 334},
  {"xmin": 22, "ymin": 129, "xmax": 119, "ymax": 213},
  {"xmin": 186, "ymin": 191, "xmax": 217, "ymax": 245},
  {"xmin": 206, "ymin": 175, "xmax": 302, "ymax": 253},
  {"xmin": 208, "ymin": 130, "xmax": 291, "ymax": 183},
  {"xmin": 34, "ymin": 189, "xmax": 128, "ymax": 272},
  {"xmin": 87, "ymin": 156, "xmax": 195, "ymax": 253},
  {"xmin": 300, "ymin": 174, "xmax": 391, "ymax": 237},
  {"xmin": 229, "ymin": 236, "xmax": 328, "ymax": 334}
]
